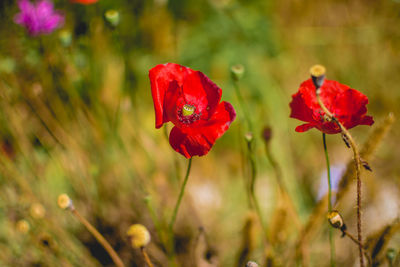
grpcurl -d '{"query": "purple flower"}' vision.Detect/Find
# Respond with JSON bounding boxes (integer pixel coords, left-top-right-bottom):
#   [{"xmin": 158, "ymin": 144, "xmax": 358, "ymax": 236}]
[{"xmin": 14, "ymin": 0, "xmax": 64, "ymax": 36}]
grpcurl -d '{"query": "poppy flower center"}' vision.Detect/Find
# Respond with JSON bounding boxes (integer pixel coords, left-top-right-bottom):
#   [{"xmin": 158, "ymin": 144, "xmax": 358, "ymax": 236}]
[
  {"xmin": 178, "ymin": 104, "xmax": 201, "ymax": 124},
  {"xmin": 182, "ymin": 104, "xmax": 195, "ymax": 116}
]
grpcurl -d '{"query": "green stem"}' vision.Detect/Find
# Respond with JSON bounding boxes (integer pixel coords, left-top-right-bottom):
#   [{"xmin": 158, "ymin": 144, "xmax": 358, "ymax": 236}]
[
  {"xmin": 169, "ymin": 158, "xmax": 192, "ymax": 231},
  {"xmin": 323, "ymin": 133, "xmax": 335, "ymax": 267},
  {"xmin": 233, "ymin": 80, "xmax": 253, "ymax": 132},
  {"xmin": 144, "ymin": 197, "xmax": 167, "ymax": 251},
  {"xmin": 247, "ymin": 140, "xmax": 268, "ymax": 240}
]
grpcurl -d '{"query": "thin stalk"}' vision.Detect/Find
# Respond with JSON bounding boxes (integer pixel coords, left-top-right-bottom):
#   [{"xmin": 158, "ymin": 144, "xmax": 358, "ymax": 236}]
[
  {"xmin": 169, "ymin": 158, "xmax": 192, "ymax": 231},
  {"xmin": 323, "ymin": 133, "xmax": 335, "ymax": 267},
  {"xmin": 140, "ymin": 247, "xmax": 154, "ymax": 267},
  {"xmin": 247, "ymin": 138, "xmax": 275, "ymax": 266},
  {"xmin": 144, "ymin": 197, "xmax": 167, "ymax": 251},
  {"xmin": 233, "ymin": 80, "xmax": 253, "ymax": 132},
  {"xmin": 264, "ymin": 142, "xmax": 302, "ymax": 232},
  {"xmin": 316, "ymin": 90, "xmax": 364, "ymax": 267},
  {"xmin": 70, "ymin": 209, "xmax": 125, "ymax": 267},
  {"xmin": 342, "ymin": 230, "xmax": 372, "ymax": 265},
  {"xmin": 248, "ymin": 141, "xmax": 267, "ymax": 239}
]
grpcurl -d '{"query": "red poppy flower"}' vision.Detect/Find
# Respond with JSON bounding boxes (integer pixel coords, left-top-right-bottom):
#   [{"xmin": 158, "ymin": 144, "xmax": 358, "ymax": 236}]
[
  {"xmin": 289, "ymin": 79, "xmax": 374, "ymax": 134},
  {"xmin": 149, "ymin": 63, "xmax": 236, "ymax": 158},
  {"xmin": 69, "ymin": 0, "xmax": 98, "ymax": 4}
]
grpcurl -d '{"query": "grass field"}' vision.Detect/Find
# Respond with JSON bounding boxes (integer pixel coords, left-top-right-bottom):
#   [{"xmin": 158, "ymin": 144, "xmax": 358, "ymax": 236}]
[{"xmin": 0, "ymin": 0, "xmax": 399, "ymax": 266}]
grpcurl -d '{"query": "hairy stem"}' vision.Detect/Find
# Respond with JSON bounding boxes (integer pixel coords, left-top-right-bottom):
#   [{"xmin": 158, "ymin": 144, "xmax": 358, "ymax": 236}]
[
  {"xmin": 342, "ymin": 230, "xmax": 372, "ymax": 265},
  {"xmin": 316, "ymin": 91, "xmax": 364, "ymax": 267}
]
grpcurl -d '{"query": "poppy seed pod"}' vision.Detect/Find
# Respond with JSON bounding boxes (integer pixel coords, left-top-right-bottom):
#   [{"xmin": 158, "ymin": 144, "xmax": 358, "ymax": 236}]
[
  {"xmin": 30, "ymin": 203, "xmax": 46, "ymax": 219},
  {"xmin": 57, "ymin": 194, "xmax": 73, "ymax": 210},
  {"xmin": 244, "ymin": 132, "xmax": 254, "ymax": 143},
  {"xmin": 230, "ymin": 64, "xmax": 245, "ymax": 81},
  {"xmin": 16, "ymin": 220, "xmax": 30, "ymax": 234},
  {"xmin": 105, "ymin": 10, "xmax": 120, "ymax": 27},
  {"xmin": 310, "ymin": 64, "xmax": 326, "ymax": 90},
  {"xmin": 327, "ymin": 210, "xmax": 344, "ymax": 229},
  {"xmin": 127, "ymin": 224, "xmax": 151, "ymax": 248}
]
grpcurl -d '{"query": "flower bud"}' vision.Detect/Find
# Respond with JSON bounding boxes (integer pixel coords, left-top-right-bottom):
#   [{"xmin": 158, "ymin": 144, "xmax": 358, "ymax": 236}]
[
  {"xmin": 16, "ymin": 220, "xmax": 30, "ymax": 234},
  {"xmin": 104, "ymin": 10, "xmax": 120, "ymax": 27},
  {"xmin": 230, "ymin": 64, "xmax": 245, "ymax": 81},
  {"xmin": 59, "ymin": 30, "xmax": 72, "ymax": 47},
  {"xmin": 127, "ymin": 224, "xmax": 151, "ymax": 248},
  {"xmin": 244, "ymin": 132, "xmax": 253, "ymax": 143},
  {"xmin": 327, "ymin": 210, "xmax": 344, "ymax": 229},
  {"xmin": 261, "ymin": 126, "xmax": 272, "ymax": 144},
  {"xmin": 310, "ymin": 64, "xmax": 326, "ymax": 90},
  {"xmin": 30, "ymin": 203, "xmax": 46, "ymax": 219},
  {"xmin": 386, "ymin": 248, "xmax": 397, "ymax": 264},
  {"xmin": 57, "ymin": 194, "xmax": 73, "ymax": 210}
]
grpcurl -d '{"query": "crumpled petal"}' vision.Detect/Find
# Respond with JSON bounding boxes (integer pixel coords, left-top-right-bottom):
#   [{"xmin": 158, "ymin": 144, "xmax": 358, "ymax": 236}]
[
  {"xmin": 169, "ymin": 102, "xmax": 236, "ymax": 158},
  {"xmin": 289, "ymin": 78, "xmax": 374, "ymax": 134}
]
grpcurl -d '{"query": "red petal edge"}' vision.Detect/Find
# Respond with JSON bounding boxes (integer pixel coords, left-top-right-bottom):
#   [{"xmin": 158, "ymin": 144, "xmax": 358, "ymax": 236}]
[{"xmin": 149, "ymin": 63, "xmax": 194, "ymax": 128}]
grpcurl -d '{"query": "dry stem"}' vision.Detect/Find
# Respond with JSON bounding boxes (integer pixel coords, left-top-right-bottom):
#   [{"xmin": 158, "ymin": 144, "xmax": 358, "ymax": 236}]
[
  {"xmin": 141, "ymin": 247, "xmax": 154, "ymax": 267},
  {"xmin": 71, "ymin": 209, "xmax": 125, "ymax": 267},
  {"xmin": 315, "ymin": 89, "xmax": 364, "ymax": 267}
]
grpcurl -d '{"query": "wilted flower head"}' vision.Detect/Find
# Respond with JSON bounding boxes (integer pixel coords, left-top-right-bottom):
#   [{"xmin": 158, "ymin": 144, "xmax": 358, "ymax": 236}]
[
  {"xmin": 289, "ymin": 78, "xmax": 374, "ymax": 134},
  {"xmin": 14, "ymin": 0, "xmax": 64, "ymax": 36}
]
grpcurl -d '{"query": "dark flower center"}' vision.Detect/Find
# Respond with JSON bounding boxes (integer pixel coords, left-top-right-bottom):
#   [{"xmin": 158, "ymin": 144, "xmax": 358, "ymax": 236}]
[{"xmin": 178, "ymin": 104, "xmax": 201, "ymax": 124}]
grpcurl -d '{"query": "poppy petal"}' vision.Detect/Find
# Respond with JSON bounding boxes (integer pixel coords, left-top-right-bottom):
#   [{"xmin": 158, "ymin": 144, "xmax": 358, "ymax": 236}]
[
  {"xmin": 289, "ymin": 91, "xmax": 315, "ymax": 123},
  {"xmin": 295, "ymin": 123, "xmax": 317, "ymax": 133},
  {"xmin": 169, "ymin": 101, "xmax": 236, "ymax": 158},
  {"xmin": 290, "ymin": 78, "xmax": 374, "ymax": 134},
  {"xmin": 149, "ymin": 63, "xmax": 194, "ymax": 128},
  {"xmin": 182, "ymin": 71, "xmax": 222, "ymax": 118}
]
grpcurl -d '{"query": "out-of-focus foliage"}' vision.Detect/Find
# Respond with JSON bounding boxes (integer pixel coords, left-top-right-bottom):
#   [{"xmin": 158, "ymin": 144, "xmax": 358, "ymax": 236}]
[{"xmin": 0, "ymin": 0, "xmax": 399, "ymax": 266}]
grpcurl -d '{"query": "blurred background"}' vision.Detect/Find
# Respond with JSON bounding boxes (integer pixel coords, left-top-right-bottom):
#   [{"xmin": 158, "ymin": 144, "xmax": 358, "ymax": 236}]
[{"xmin": 0, "ymin": 0, "xmax": 399, "ymax": 266}]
